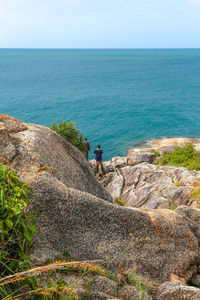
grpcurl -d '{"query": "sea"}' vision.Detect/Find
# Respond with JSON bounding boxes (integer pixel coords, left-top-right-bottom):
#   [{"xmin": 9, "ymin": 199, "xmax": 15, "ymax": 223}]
[{"xmin": 0, "ymin": 49, "xmax": 200, "ymax": 161}]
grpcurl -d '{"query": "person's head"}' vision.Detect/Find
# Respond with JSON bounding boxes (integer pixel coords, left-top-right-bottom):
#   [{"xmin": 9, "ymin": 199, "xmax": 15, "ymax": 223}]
[
  {"xmin": 97, "ymin": 145, "xmax": 101, "ymax": 149},
  {"xmin": 85, "ymin": 138, "xmax": 87, "ymax": 142}
]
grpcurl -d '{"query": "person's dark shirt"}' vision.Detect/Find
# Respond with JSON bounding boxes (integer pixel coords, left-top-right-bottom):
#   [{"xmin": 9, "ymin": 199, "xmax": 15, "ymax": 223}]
[
  {"xmin": 94, "ymin": 149, "xmax": 103, "ymax": 161},
  {"xmin": 85, "ymin": 141, "xmax": 90, "ymax": 151}
]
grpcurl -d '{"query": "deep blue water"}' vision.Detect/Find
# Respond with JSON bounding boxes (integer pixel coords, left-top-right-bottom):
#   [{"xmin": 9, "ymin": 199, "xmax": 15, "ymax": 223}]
[{"xmin": 0, "ymin": 49, "xmax": 200, "ymax": 160}]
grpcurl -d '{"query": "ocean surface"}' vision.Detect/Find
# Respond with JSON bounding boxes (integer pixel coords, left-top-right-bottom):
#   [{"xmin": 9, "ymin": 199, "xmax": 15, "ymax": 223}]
[{"xmin": 0, "ymin": 49, "xmax": 200, "ymax": 160}]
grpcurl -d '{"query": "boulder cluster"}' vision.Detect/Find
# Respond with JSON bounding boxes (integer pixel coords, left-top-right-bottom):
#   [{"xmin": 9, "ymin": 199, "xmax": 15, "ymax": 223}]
[
  {"xmin": 90, "ymin": 144, "xmax": 200, "ymax": 209},
  {"xmin": 1, "ymin": 114, "xmax": 200, "ymax": 299}
]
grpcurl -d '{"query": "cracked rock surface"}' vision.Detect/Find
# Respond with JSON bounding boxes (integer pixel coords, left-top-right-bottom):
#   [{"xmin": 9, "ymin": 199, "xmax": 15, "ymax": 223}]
[{"xmin": 91, "ymin": 152, "xmax": 200, "ymax": 209}]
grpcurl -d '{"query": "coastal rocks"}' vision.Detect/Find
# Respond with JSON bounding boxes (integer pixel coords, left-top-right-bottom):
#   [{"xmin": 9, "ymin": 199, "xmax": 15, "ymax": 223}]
[
  {"xmin": 89, "ymin": 156, "xmax": 127, "ymax": 173},
  {"xmin": 105, "ymin": 172, "xmax": 124, "ymax": 199},
  {"xmin": 100, "ymin": 162, "xmax": 192, "ymax": 209},
  {"xmin": 111, "ymin": 156, "xmax": 128, "ymax": 168},
  {"xmin": 0, "ymin": 131, "xmax": 16, "ymax": 162},
  {"xmin": 0, "ymin": 114, "xmax": 28, "ymax": 133},
  {"xmin": 157, "ymin": 280, "xmax": 200, "ymax": 299},
  {"xmin": 145, "ymin": 137, "xmax": 200, "ymax": 153},
  {"xmin": 0, "ymin": 114, "xmax": 112, "ymax": 202},
  {"xmin": 29, "ymin": 171, "xmax": 200, "ymax": 285},
  {"xmin": 175, "ymin": 205, "xmax": 200, "ymax": 245},
  {"xmin": 164, "ymin": 166, "xmax": 200, "ymax": 186},
  {"xmin": 1, "ymin": 115, "xmax": 200, "ymax": 293},
  {"xmin": 90, "ymin": 138, "xmax": 200, "ymax": 209},
  {"xmin": 127, "ymin": 149, "xmax": 156, "ymax": 166},
  {"xmin": 93, "ymin": 142, "xmax": 200, "ymax": 208}
]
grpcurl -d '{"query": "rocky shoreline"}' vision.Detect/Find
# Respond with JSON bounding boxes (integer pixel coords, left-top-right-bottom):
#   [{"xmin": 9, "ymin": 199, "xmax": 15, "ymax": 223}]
[
  {"xmin": 90, "ymin": 137, "xmax": 200, "ymax": 209},
  {"xmin": 1, "ymin": 115, "xmax": 200, "ymax": 299}
]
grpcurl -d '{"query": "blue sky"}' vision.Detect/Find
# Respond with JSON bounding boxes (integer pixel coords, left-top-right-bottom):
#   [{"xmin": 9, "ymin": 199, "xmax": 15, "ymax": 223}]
[{"xmin": 0, "ymin": 0, "xmax": 200, "ymax": 48}]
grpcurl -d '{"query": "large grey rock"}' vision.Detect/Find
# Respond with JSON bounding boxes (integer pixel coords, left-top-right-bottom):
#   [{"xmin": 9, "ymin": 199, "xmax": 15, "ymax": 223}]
[
  {"xmin": 157, "ymin": 280, "xmax": 200, "ymax": 300},
  {"xmin": 29, "ymin": 172, "xmax": 199, "ymax": 285},
  {"xmin": 111, "ymin": 156, "xmax": 127, "ymax": 169},
  {"xmin": 103, "ymin": 172, "xmax": 124, "ymax": 200},
  {"xmin": 127, "ymin": 149, "xmax": 156, "ymax": 166},
  {"xmin": 0, "ymin": 114, "xmax": 112, "ymax": 202},
  {"xmin": 175, "ymin": 205, "xmax": 200, "ymax": 245},
  {"xmin": 164, "ymin": 166, "xmax": 200, "ymax": 186}
]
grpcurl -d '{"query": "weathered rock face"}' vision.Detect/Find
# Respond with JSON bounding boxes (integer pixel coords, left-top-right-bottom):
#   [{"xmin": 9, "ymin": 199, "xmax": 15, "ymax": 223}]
[
  {"xmin": 30, "ymin": 174, "xmax": 199, "ymax": 285},
  {"xmin": 127, "ymin": 149, "xmax": 156, "ymax": 166},
  {"xmin": 92, "ymin": 146, "xmax": 200, "ymax": 209},
  {"xmin": 90, "ymin": 137, "xmax": 200, "ymax": 210},
  {"xmin": 1, "ymin": 115, "xmax": 200, "ymax": 289},
  {"xmin": 175, "ymin": 206, "xmax": 200, "ymax": 246},
  {"xmin": 98, "ymin": 161, "xmax": 199, "ymax": 209},
  {"xmin": 0, "ymin": 114, "xmax": 112, "ymax": 202},
  {"xmin": 157, "ymin": 280, "xmax": 200, "ymax": 300}
]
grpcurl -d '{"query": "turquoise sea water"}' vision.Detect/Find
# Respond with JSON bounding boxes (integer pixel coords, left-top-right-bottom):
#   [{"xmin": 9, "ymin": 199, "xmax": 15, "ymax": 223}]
[{"xmin": 0, "ymin": 49, "xmax": 200, "ymax": 160}]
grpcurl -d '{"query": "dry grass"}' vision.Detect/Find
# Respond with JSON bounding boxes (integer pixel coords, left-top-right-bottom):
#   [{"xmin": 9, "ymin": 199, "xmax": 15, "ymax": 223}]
[{"xmin": 0, "ymin": 261, "xmax": 105, "ymax": 287}]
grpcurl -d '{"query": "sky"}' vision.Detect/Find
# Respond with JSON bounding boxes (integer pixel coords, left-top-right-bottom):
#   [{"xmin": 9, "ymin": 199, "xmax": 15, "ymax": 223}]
[{"xmin": 0, "ymin": 0, "xmax": 200, "ymax": 48}]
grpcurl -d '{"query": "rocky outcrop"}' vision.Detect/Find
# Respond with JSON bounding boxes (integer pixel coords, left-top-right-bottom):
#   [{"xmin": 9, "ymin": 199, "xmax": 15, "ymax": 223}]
[
  {"xmin": 0, "ymin": 114, "xmax": 112, "ymax": 202},
  {"xmin": 127, "ymin": 149, "xmax": 156, "ymax": 166},
  {"xmin": 29, "ymin": 171, "xmax": 200, "ymax": 285},
  {"xmin": 1, "ymin": 115, "xmax": 200, "ymax": 295},
  {"xmin": 157, "ymin": 280, "xmax": 200, "ymax": 299},
  {"xmin": 92, "ymin": 145, "xmax": 200, "ymax": 209},
  {"xmin": 175, "ymin": 206, "xmax": 200, "ymax": 245},
  {"xmin": 146, "ymin": 137, "xmax": 200, "ymax": 153}
]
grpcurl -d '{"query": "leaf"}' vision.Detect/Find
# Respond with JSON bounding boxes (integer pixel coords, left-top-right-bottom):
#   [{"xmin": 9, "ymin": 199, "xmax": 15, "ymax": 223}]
[
  {"xmin": 24, "ymin": 230, "xmax": 32, "ymax": 241},
  {"xmin": 0, "ymin": 189, "xmax": 4, "ymax": 202},
  {"xmin": 5, "ymin": 219, "xmax": 13, "ymax": 229},
  {"xmin": 27, "ymin": 224, "xmax": 38, "ymax": 233}
]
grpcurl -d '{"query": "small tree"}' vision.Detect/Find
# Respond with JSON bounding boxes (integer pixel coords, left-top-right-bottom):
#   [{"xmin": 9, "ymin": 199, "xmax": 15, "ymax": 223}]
[{"xmin": 50, "ymin": 121, "xmax": 87, "ymax": 156}]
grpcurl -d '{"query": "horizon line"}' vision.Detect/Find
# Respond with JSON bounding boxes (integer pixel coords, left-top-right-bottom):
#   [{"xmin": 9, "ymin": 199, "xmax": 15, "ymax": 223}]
[{"xmin": 0, "ymin": 47, "xmax": 200, "ymax": 50}]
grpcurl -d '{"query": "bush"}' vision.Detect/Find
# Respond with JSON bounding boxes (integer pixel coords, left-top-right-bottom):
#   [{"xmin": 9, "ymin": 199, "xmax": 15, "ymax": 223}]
[
  {"xmin": 157, "ymin": 143, "xmax": 200, "ymax": 170},
  {"xmin": 0, "ymin": 163, "xmax": 37, "ymax": 276},
  {"xmin": 50, "ymin": 121, "xmax": 87, "ymax": 157}
]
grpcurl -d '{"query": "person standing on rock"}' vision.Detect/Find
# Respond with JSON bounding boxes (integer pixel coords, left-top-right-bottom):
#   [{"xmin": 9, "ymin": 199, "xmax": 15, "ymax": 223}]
[
  {"xmin": 94, "ymin": 145, "xmax": 105, "ymax": 175},
  {"xmin": 84, "ymin": 138, "xmax": 90, "ymax": 160}
]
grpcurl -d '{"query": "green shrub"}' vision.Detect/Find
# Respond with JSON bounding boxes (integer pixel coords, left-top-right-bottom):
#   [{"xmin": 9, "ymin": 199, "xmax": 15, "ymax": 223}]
[
  {"xmin": 50, "ymin": 121, "xmax": 87, "ymax": 156},
  {"xmin": 155, "ymin": 151, "xmax": 160, "ymax": 157},
  {"xmin": 157, "ymin": 143, "xmax": 200, "ymax": 171},
  {"xmin": 0, "ymin": 163, "xmax": 37, "ymax": 277}
]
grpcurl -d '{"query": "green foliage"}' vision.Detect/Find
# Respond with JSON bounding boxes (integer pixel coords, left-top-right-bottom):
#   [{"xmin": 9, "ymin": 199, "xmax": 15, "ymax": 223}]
[
  {"xmin": 157, "ymin": 143, "xmax": 200, "ymax": 170},
  {"xmin": 0, "ymin": 163, "xmax": 37, "ymax": 277},
  {"xmin": 113, "ymin": 196, "xmax": 125, "ymax": 206},
  {"xmin": 154, "ymin": 151, "xmax": 160, "ymax": 157},
  {"xmin": 50, "ymin": 121, "xmax": 87, "ymax": 156}
]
